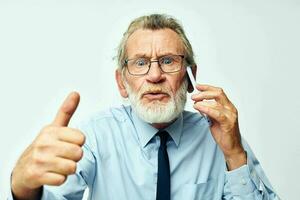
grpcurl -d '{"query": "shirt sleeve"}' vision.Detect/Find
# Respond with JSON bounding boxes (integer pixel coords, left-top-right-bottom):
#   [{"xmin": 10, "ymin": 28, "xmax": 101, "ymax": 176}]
[
  {"xmin": 41, "ymin": 139, "xmax": 96, "ymax": 200},
  {"xmin": 222, "ymin": 139, "xmax": 281, "ymax": 200},
  {"xmin": 8, "ymin": 121, "xmax": 97, "ymax": 200}
]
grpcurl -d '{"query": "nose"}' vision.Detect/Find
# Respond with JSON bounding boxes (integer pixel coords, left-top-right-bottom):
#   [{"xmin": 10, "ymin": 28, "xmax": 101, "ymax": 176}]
[{"xmin": 146, "ymin": 61, "xmax": 165, "ymax": 83}]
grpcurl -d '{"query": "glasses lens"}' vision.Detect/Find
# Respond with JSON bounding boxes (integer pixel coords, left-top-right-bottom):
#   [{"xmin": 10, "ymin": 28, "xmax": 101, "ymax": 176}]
[
  {"xmin": 127, "ymin": 58, "xmax": 150, "ymax": 75},
  {"xmin": 159, "ymin": 55, "xmax": 182, "ymax": 72}
]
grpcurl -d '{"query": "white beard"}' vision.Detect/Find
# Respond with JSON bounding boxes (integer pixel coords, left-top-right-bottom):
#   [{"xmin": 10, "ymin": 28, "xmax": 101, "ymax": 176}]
[{"xmin": 124, "ymin": 78, "xmax": 188, "ymax": 124}]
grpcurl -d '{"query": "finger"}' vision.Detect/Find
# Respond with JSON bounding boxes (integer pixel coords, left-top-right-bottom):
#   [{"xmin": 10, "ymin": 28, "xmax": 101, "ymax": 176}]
[
  {"xmin": 191, "ymin": 91, "xmax": 224, "ymax": 101},
  {"xmin": 54, "ymin": 141, "xmax": 83, "ymax": 162},
  {"xmin": 192, "ymin": 92, "xmax": 231, "ymax": 108},
  {"xmin": 47, "ymin": 157, "xmax": 77, "ymax": 175},
  {"xmin": 52, "ymin": 92, "xmax": 80, "ymax": 127},
  {"xmin": 40, "ymin": 172, "xmax": 67, "ymax": 186},
  {"xmin": 194, "ymin": 85, "xmax": 231, "ymax": 105},
  {"xmin": 195, "ymin": 84, "xmax": 220, "ymax": 91},
  {"xmin": 194, "ymin": 100, "xmax": 221, "ymax": 110},
  {"xmin": 56, "ymin": 127, "xmax": 85, "ymax": 146},
  {"xmin": 193, "ymin": 102, "xmax": 229, "ymax": 123}
]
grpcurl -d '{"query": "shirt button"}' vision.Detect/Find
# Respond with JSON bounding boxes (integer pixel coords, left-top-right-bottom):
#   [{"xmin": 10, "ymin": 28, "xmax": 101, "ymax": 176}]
[{"xmin": 241, "ymin": 178, "xmax": 247, "ymax": 185}]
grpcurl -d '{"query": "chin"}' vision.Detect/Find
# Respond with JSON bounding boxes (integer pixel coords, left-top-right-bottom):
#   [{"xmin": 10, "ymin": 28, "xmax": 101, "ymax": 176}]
[{"xmin": 134, "ymin": 100, "xmax": 179, "ymax": 124}]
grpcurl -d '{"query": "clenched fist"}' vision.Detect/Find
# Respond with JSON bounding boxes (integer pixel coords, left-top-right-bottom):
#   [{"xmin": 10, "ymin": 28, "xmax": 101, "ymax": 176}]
[{"xmin": 11, "ymin": 92, "xmax": 85, "ymax": 199}]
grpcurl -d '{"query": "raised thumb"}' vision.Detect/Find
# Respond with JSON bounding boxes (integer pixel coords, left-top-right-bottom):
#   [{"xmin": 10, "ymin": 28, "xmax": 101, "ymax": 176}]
[{"xmin": 52, "ymin": 92, "xmax": 80, "ymax": 126}]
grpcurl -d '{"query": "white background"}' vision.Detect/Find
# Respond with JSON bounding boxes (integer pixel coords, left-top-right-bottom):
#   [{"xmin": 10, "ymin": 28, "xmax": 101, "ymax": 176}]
[{"xmin": 0, "ymin": 0, "xmax": 299, "ymax": 199}]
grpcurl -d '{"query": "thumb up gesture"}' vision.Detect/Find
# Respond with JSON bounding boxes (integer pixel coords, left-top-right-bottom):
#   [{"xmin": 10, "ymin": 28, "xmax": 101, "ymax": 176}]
[{"xmin": 11, "ymin": 92, "xmax": 85, "ymax": 199}]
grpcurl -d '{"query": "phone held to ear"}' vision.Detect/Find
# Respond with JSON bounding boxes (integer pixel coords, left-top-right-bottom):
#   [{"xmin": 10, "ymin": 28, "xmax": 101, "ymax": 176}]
[{"xmin": 186, "ymin": 66, "xmax": 212, "ymax": 126}]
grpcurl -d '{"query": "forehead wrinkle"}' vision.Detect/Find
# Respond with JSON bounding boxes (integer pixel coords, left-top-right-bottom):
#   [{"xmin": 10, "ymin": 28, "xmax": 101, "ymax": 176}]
[
  {"xmin": 126, "ymin": 29, "xmax": 184, "ymax": 59},
  {"xmin": 126, "ymin": 30, "xmax": 153, "ymax": 58},
  {"xmin": 153, "ymin": 32, "xmax": 184, "ymax": 57}
]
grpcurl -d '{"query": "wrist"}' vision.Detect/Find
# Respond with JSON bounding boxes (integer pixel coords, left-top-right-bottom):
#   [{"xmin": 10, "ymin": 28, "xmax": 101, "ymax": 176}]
[
  {"xmin": 11, "ymin": 172, "xmax": 42, "ymax": 200},
  {"xmin": 11, "ymin": 185, "xmax": 42, "ymax": 200},
  {"xmin": 225, "ymin": 150, "xmax": 247, "ymax": 171}
]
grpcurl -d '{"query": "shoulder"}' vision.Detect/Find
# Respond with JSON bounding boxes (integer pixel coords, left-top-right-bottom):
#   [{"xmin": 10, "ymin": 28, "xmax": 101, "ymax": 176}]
[
  {"xmin": 75, "ymin": 105, "xmax": 132, "ymax": 141},
  {"xmin": 77, "ymin": 105, "xmax": 131, "ymax": 129},
  {"xmin": 75, "ymin": 105, "xmax": 132, "ymax": 150}
]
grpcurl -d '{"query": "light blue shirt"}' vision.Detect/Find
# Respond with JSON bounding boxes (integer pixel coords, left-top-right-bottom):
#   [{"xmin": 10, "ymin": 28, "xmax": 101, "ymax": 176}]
[{"xmin": 9, "ymin": 105, "xmax": 280, "ymax": 200}]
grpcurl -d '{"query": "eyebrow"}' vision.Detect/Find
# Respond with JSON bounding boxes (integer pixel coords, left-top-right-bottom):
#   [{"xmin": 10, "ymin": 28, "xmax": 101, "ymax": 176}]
[
  {"xmin": 129, "ymin": 52, "xmax": 183, "ymax": 59},
  {"xmin": 130, "ymin": 53, "xmax": 149, "ymax": 58}
]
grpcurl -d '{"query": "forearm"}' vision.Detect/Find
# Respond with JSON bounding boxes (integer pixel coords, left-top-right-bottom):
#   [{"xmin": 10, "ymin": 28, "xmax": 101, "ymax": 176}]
[{"xmin": 225, "ymin": 151, "xmax": 247, "ymax": 171}]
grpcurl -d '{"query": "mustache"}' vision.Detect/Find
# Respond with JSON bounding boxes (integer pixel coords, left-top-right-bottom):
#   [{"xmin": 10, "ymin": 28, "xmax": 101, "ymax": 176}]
[{"xmin": 139, "ymin": 84, "xmax": 172, "ymax": 96}]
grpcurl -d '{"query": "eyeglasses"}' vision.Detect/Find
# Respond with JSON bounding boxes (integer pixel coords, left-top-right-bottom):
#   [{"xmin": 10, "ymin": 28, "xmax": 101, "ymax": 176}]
[{"xmin": 124, "ymin": 54, "xmax": 185, "ymax": 76}]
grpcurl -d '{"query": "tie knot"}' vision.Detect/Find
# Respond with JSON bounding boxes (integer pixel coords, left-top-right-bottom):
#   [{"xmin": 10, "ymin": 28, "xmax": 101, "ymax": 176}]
[{"xmin": 157, "ymin": 131, "xmax": 169, "ymax": 147}]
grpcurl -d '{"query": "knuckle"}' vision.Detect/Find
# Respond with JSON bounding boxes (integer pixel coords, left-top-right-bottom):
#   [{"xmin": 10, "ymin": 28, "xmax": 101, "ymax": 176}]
[
  {"xmin": 215, "ymin": 103, "xmax": 222, "ymax": 110},
  {"xmin": 67, "ymin": 161, "xmax": 77, "ymax": 174},
  {"xmin": 40, "ymin": 125, "xmax": 50, "ymax": 133},
  {"xmin": 70, "ymin": 146, "xmax": 83, "ymax": 161},
  {"xmin": 78, "ymin": 132, "xmax": 86, "ymax": 145},
  {"xmin": 233, "ymin": 108, "xmax": 238, "ymax": 115},
  {"xmin": 41, "ymin": 125, "xmax": 55, "ymax": 134},
  {"xmin": 39, "ymin": 125, "xmax": 59, "ymax": 139},
  {"xmin": 217, "ymin": 88, "xmax": 223, "ymax": 96},
  {"xmin": 219, "ymin": 113, "xmax": 226, "ymax": 121},
  {"xmin": 55, "ymin": 175, "xmax": 67, "ymax": 185},
  {"xmin": 232, "ymin": 112, "xmax": 238, "ymax": 120},
  {"xmin": 34, "ymin": 140, "xmax": 53, "ymax": 156},
  {"xmin": 76, "ymin": 148, "xmax": 84, "ymax": 160},
  {"xmin": 229, "ymin": 107, "xmax": 238, "ymax": 118},
  {"xmin": 31, "ymin": 149, "xmax": 44, "ymax": 165}
]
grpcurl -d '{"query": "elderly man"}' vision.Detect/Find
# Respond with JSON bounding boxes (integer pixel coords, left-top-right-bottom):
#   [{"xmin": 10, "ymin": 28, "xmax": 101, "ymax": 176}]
[{"xmin": 10, "ymin": 14, "xmax": 280, "ymax": 200}]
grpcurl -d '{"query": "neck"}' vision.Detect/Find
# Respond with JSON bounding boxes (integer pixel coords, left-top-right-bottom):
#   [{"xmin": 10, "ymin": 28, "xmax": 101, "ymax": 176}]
[{"xmin": 151, "ymin": 122, "xmax": 171, "ymax": 129}]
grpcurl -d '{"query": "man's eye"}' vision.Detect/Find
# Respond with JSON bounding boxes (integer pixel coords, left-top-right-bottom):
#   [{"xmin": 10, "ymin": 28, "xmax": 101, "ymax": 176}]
[
  {"xmin": 135, "ymin": 59, "xmax": 148, "ymax": 66},
  {"xmin": 161, "ymin": 57, "xmax": 174, "ymax": 65}
]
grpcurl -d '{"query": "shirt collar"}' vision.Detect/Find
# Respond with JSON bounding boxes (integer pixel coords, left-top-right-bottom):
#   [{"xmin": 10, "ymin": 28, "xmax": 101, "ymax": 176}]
[
  {"xmin": 165, "ymin": 112, "xmax": 183, "ymax": 147},
  {"xmin": 130, "ymin": 107, "xmax": 183, "ymax": 148}
]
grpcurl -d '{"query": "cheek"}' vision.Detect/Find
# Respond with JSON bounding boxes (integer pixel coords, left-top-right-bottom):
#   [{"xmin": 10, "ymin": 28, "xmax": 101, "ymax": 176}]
[
  {"xmin": 125, "ymin": 76, "xmax": 145, "ymax": 92},
  {"xmin": 168, "ymin": 74, "xmax": 186, "ymax": 94}
]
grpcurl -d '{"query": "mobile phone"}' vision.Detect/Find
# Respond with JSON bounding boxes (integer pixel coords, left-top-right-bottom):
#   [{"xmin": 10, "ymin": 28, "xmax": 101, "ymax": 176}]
[{"xmin": 186, "ymin": 66, "xmax": 212, "ymax": 126}]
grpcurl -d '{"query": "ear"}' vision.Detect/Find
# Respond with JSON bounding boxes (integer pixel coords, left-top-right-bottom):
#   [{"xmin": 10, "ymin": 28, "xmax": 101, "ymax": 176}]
[
  {"xmin": 115, "ymin": 69, "xmax": 128, "ymax": 98},
  {"xmin": 187, "ymin": 65, "xmax": 197, "ymax": 93}
]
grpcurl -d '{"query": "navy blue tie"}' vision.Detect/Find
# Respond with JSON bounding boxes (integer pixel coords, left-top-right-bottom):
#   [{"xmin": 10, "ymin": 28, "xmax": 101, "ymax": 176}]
[{"xmin": 156, "ymin": 131, "xmax": 170, "ymax": 200}]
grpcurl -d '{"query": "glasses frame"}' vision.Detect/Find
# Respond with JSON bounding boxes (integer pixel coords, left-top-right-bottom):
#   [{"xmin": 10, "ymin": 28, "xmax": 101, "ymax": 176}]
[{"xmin": 124, "ymin": 54, "xmax": 185, "ymax": 76}]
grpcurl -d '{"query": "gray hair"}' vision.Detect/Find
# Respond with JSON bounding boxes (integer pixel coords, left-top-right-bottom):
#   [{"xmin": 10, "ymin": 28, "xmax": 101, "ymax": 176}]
[{"xmin": 116, "ymin": 14, "xmax": 196, "ymax": 70}]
